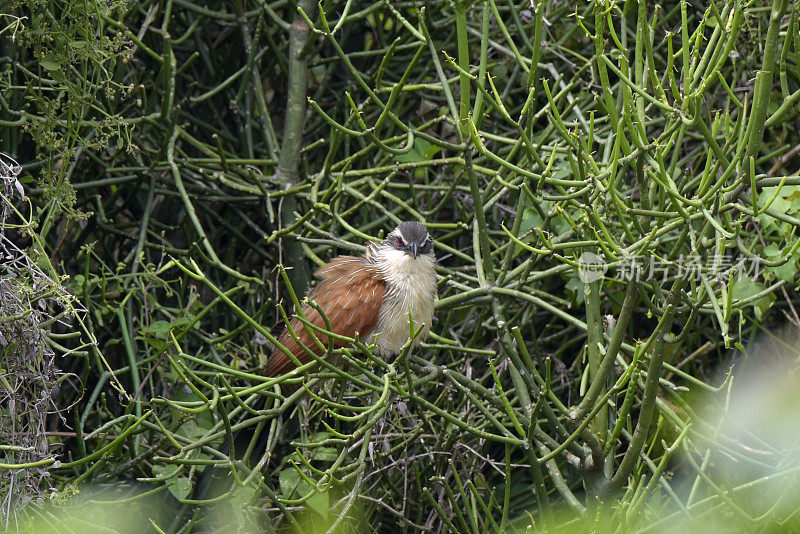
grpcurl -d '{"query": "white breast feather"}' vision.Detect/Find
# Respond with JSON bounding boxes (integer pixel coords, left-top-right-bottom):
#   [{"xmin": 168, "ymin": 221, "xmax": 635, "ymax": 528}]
[{"xmin": 369, "ymin": 247, "xmax": 436, "ymax": 356}]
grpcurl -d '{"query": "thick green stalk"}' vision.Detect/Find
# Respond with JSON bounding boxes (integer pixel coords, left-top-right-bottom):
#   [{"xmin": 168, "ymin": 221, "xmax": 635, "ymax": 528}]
[
  {"xmin": 604, "ymin": 278, "xmax": 686, "ymax": 495},
  {"xmin": 455, "ymin": 2, "xmax": 472, "ymax": 135},
  {"xmin": 455, "ymin": 1, "xmax": 494, "ymax": 283},
  {"xmin": 744, "ymin": 0, "xmax": 789, "ymax": 158},
  {"xmin": 275, "ymin": 0, "xmax": 316, "ymax": 295},
  {"xmin": 584, "ymin": 277, "xmax": 605, "ymax": 441},
  {"xmin": 577, "ymin": 281, "xmax": 638, "ymax": 419}
]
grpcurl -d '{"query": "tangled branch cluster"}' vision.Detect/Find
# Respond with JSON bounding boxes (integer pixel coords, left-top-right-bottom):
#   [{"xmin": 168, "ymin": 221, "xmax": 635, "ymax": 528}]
[
  {"xmin": 1, "ymin": 0, "xmax": 800, "ymax": 532},
  {"xmin": 0, "ymin": 155, "xmax": 67, "ymax": 522}
]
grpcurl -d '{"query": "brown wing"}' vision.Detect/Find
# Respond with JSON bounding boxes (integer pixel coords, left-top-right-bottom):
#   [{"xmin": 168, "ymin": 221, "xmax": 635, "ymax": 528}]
[{"xmin": 263, "ymin": 256, "xmax": 385, "ymax": 377}]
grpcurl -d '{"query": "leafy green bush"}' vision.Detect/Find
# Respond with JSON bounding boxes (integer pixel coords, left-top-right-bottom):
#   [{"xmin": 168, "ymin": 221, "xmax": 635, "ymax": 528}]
[{"xmin": 2, "ymin": 0, "xmax": 800, "ymax": 531}]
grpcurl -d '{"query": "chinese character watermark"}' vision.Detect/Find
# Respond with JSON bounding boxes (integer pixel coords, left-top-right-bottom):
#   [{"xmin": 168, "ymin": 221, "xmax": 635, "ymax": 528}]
[{"xmin": 576, "ymin": 253, "xmax": 764, "ymax": 283}]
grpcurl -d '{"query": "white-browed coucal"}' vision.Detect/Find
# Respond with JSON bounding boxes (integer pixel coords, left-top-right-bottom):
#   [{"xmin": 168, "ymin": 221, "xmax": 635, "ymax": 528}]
[{"xmin": 264, "ymin": 221, "xmax": 436, "ymax": 376}]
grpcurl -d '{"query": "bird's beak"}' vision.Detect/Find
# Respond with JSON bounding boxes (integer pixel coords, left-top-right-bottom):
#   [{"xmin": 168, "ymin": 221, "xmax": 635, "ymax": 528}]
[{"xmin": 411, "ymin": 243, "xmax": 419, "ymax": 259}]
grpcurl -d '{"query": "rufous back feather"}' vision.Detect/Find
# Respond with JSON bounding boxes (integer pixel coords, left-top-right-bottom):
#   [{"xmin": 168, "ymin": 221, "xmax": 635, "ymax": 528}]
[{"xmin": 263, "ymin": 256, "xmax": 385, "ymax": 377}]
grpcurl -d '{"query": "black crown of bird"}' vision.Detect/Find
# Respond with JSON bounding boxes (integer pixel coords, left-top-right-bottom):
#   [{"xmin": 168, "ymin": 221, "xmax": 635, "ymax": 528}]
[{"xmin": 263, "ymin": 221, "xmax": 437, "ymax": 377}]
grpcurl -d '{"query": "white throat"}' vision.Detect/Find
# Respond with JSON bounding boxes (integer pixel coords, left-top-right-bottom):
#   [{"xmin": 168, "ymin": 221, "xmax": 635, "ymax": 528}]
[{"xmin": 369, "ymin": 245, "xmax": 437, "ymax": 356}]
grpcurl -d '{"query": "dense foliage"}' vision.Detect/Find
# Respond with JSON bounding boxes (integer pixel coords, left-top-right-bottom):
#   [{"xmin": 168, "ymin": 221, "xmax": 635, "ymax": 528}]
[{"xmin": 2, "ymin": 0, "xmax": 800, "ymax": 532}]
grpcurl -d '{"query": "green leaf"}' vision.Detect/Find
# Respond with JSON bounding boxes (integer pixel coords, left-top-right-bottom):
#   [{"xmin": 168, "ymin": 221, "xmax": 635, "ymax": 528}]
[
  {"xmin": 151, "ymin": 465, "xmax": 192, "ymax": 500},
  {"xmin": 137, "ymin": 337, "xmax": 167, "ymax": 352},
  {"xmin": 758, "ymin": 186, "xmax": 800, "ymax": 213},
  {"xmin": 306, "ymin": 490, "xmax": 329, "ymax": 519},
  {"xmin": 176, "ymin": 418, "xmax": 213, "ymax": 441},
  {"xmin": 565, "ymin": 275, "xmax": 585, "ymax": 305},
  {"xmin": 730, "ymin": 275, "xmax": 775, "ymax": 321},
  {"xmin": 278, "ymin": 467, "xmax": 305, "ymax": 499},
  {"xmin": 278, "ymin": 467, "xmax": 328, "ymax": 518},
  {"xmin": 168, "ymin": 477, "xmax": 192, "ymax": 500},
  {"xmin": 71, "ymin": 274, "xmax": 86, "ymax": 292},
  {"xmin": 754, "ymin": 292, "xmax": 776, "ymax": 321},
  {"xmin": 730, "ymin": 275, "xmax": 762, "ymax": 301},
  {"xmin": 139, "ymin": 320, "xmax": 171, "ymax": 337},
  {"xmin": 765, "ymin": 244, "xmax": 799, "ymax": 284},
  {"xmin": 513, "ymin": 203, "xmax": 548, "ymax": 256},
  {"xmin": 40, "ymin": 59, "xmax": 62, "ymax": 71},
  {"xmin": 519, "ymin": 207, "xmax": 542, "ymax": 237},
  {"xmin": 151, "ymin": 464, "xmax": 179, "ymax": 478},
  {"xmin": 393, "ymin": 138, "xmax": 437, "ymax": 166},
  {"xmin": 310, "ymin": 446, "xmax": 338, "ymax": 463},
  {"xmin": 785, "ymin": 188, "xmax": 800, "ymax": 202}
]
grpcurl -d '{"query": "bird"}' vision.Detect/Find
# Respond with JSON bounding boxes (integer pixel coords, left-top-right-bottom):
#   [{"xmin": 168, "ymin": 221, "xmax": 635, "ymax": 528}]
[
  {"xmin": 192, "ymin": 223, "xmax": 436, "ymax": 507},
  {"xmin": 263, "ymin": 221, "xmax": 437, "ymax": 376}
]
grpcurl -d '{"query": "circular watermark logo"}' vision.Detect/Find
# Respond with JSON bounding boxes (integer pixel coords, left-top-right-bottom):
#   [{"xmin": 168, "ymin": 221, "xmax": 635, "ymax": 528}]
[{"xmin": 577, "ymin": 251, "xmax": 608, "ymax": 283}]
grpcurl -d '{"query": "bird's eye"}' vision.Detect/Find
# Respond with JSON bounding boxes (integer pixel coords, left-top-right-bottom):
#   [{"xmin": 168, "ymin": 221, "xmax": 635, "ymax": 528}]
[{"xmin": 397, "ymin": 237, "xmax": 405, "ymax": 247}]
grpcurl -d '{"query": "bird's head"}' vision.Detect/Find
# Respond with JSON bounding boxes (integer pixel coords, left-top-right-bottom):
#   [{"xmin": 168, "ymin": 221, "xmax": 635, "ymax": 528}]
[{"xmin": 384, "ymin": 221, "xmax": 434, "ymax": 260}]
